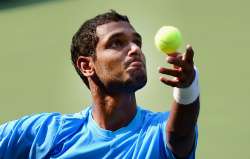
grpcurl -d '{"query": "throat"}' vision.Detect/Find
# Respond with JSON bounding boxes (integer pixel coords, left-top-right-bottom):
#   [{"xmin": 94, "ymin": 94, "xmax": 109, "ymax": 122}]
[{"xmin": 91, "ymin": 93, "xmax": 137, "ymax": 131}]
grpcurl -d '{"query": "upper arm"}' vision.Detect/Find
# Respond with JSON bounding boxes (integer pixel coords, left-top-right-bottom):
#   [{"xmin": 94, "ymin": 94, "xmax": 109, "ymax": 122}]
[
  {"xmin": 0, "ymin": 116, "xmax": 33, "ymax": 157},
  {"xmin": 0, "ymin": 113, "xmax": 62, "ymax": 158}
]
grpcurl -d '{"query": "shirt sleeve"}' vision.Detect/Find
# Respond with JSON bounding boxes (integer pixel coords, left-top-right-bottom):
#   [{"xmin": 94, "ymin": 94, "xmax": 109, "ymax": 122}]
[
  {"xmin": 0, "ymin": 113, "xmax": 62, "ymax": 159},
  {"xmin": 160, "ymin": 113, "xmax": 198, "ymax": 159}
]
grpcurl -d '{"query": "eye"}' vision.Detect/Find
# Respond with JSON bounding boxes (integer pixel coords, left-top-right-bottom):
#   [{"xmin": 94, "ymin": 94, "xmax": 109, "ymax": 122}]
[{"xmin": 108, "ymin": 39, "xmax": 125, "ymax": 49}]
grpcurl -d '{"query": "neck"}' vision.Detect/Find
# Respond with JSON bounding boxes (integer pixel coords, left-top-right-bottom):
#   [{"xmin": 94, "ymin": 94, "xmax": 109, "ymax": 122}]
[{"xmin": 89, "ymin": 82, "xmax": 137, "ymax": 131}]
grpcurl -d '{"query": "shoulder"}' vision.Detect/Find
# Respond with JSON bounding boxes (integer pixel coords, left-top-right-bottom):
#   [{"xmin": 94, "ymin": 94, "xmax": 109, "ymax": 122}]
[
  {"xmin": 0, "ymin": 107, "xmax": 91, "ymax": 158},
  {"xmin": 0, "ymin": 107, "xmax": 90, "ymax": 141},
  {"xmin": 0, "ymin": 112, "xmax": 61, "ymax": 137},
  {"xmin": 0, "ymin": 112, "xmax": 62, "ymax": 157},
  {"xmin": 138, "ymin": 106, "xmax": 170, "ymax": 124},
  {"xmin": 53, "ymin": 107, "xmax": 90, "ymax": 139},
  {"xmin": 136, "ymin": 106, "xmax": 170, "ymax": 132}
]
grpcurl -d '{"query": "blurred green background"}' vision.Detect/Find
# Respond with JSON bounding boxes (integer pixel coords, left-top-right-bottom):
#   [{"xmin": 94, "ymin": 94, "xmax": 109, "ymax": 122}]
[{"xmin": 0, "ymin": 0, "xmax": 249, "ymax": 158}]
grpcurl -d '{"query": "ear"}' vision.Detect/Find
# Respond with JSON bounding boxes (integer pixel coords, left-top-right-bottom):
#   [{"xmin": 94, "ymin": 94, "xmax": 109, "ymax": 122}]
[{"xmin": 76, "ymin": 56, "xmax": 95, "ymax": 77}]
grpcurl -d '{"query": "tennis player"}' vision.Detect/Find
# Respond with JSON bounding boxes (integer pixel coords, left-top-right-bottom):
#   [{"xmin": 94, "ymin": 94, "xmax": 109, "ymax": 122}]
[{"xmin": 0, "ymin": 10, "xmax": 200, "ymax": 159}]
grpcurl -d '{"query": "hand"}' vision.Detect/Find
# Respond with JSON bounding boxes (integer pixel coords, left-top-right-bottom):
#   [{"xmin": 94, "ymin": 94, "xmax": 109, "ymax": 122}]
[{"xmin": 158, "ymin": 45, "xmax": 195, "ymax": 88}]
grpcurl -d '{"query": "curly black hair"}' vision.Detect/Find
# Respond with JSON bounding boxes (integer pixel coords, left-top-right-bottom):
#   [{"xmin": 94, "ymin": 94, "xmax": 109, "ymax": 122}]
[{"xmin": 71, "ymin": 10, "xmax": 130, "ymax": 88}]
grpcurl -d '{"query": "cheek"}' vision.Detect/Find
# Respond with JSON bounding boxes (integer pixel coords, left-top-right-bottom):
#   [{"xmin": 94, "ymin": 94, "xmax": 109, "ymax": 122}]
[{"xmin": 95, "ymin": 54, "xmax": 125, "ymax": 80}]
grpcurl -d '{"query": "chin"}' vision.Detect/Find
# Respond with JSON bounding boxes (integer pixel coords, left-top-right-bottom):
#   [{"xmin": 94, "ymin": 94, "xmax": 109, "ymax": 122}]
[
  {"xmin": 125, "ymin": 72, "xmax": 147, "ymax": 92},
  {"xmin": 130, "ymin": 79, "xmax": 147, "ymax": 92},
  {"xmin": 106, "ymin": 73, "xmax": 147, "ymax": 94}
]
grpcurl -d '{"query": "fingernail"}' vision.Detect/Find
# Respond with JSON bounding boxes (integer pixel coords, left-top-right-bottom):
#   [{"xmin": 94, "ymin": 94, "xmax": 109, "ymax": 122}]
[{"xmin": 186, "ymin": 44, "xmax": 192, "ymax": 49}]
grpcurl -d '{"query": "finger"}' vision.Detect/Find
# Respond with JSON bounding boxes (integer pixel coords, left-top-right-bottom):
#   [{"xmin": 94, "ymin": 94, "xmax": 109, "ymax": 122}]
[
  {"xmin": 159, "ymin": 77, "xmax": 179, "ymax": 87},
  {"xmin": 183, "ymin": 44, "xmax": 194, "ymax": 64},
  {"xmin": 158, "ymin": 67, "xmax": 181, "ymax": 78},
  {"xmin": 166, "ymin": 56, "xmax": 186, "ymax": 68},
  {"xmin": 176, "ymin": 54, "xmax": 183, "ymax": 60},
  {"xmin": 167, "ymin": 52, "xmax": 181, "ymax": 58}
]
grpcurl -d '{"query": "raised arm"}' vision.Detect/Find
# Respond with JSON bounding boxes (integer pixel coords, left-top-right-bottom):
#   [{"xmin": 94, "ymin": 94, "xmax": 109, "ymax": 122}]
[{"xmin": 158, "ymin": 45, "xmax": 200, "ymax": 158}]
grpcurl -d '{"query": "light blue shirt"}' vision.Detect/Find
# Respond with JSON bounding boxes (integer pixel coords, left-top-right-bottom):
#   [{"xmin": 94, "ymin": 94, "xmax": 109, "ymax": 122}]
[{"xmin": 0, "ymin": 106, "xmax": 198, "ymax": 159}]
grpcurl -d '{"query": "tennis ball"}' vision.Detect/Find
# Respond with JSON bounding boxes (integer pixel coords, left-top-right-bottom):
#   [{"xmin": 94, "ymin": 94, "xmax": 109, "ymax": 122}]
[{"xmin": 155, "ymin": 26, "xmax": 182, "ymax": 55}]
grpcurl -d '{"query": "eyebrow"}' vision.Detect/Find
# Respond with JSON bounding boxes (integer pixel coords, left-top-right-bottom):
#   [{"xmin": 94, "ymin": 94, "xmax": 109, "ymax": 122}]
[{"xmin": 106, "ymin": 31, "xmax": 142, "ymax": 42}]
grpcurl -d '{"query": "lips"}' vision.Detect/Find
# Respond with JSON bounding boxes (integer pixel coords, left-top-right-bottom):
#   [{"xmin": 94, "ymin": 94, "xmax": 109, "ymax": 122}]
[
  {"xmin": 129, "ymin": 61, "xmax": 143, "ymax": 67},
  {"xmin": 126, "ymin": 58, "xmax": 144, "ymax": 69}
]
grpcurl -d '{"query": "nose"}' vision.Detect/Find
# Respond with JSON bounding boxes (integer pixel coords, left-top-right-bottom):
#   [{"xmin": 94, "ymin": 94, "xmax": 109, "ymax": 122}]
[{"xmin": 128, "ymin": 42, "xmax": 141, "ymax": 57}]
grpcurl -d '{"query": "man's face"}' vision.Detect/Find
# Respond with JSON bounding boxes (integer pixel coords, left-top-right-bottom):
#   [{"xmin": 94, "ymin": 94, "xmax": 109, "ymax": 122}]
[{"xmin": 93, "ymin": 21, "xmax": 147, "ymax": 93}]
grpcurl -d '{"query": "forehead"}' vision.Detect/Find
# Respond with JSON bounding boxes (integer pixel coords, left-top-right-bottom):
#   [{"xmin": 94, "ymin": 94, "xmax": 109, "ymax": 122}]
[{"xmin": 96, "ymin": 21, "xmax": 137, "ymax": 40}]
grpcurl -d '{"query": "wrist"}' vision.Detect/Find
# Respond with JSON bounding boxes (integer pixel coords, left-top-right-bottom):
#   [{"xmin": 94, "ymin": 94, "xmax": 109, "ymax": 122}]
[{"xmin": 173, "ymin": 66, "xmax": 200, "ymax": 105}]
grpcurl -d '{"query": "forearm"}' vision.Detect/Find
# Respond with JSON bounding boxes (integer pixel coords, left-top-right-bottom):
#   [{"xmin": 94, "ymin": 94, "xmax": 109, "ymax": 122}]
[
  {"xmin": 167, "ymin": 97, "xmax": 199, "ymax": 136},
  {"xmin": 166, "ymin": 97, "xmax": 200, "ymax": 157}
]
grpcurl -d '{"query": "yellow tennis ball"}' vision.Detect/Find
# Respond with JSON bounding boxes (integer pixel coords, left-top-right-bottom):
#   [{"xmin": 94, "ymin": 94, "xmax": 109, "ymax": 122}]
[{"xmin": 155, "ymin": 26, "xmax": 182, "ymax": 55}]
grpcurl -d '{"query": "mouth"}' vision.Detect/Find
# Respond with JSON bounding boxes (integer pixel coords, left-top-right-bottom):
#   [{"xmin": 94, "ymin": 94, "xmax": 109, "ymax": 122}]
[
  {"xmin": 125, "ymin": 58, "xmax": 145, "ymax": 69},
  {"xmin": 129, "ymin": 61, "xmax": 143, "ymax": 67}
]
